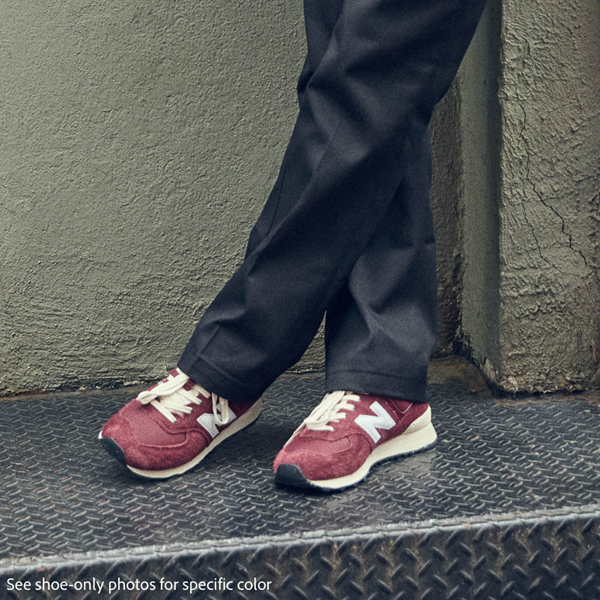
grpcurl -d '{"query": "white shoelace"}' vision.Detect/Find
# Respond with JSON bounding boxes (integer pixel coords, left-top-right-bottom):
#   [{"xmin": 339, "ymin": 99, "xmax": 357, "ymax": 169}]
[
  {"xmin": 136, "ymin": 368, "xmax": 230, "ymax": 425},
  {"xmin": 289, "ymin": 390, "xmax": 360, "ymax": 440}
]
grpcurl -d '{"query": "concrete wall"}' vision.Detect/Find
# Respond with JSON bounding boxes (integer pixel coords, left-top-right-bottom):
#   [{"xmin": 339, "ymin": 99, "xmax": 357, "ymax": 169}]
[
  {"xmin": 459, "ymin": 0, "xmax": 600, "ymax": 393},
  {"xmin": 2, "ymin": 0, "xmax": 598, "ymax": 396},
  {"xmin": 0, "ymin": 2, "xmax": 306, "ymax": 394},
  {"xmin": 0, "ymin": 1, "xmax": 463, "ymax": 395}
]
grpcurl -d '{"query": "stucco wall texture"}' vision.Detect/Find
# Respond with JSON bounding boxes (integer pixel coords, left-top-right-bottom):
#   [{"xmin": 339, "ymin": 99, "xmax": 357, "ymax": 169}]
[
  {"xmin": 489, "ymin": 0, "xmax": 600, "ymax": 392},
  {"xmin": 3, "ymin": 1, "xmax": 597, "ymax": 397},
  {"xmin": 0, "ymin": 1, "xmax": 464, "ymax": 395},
  {"xmin": 0, "ymin": 2, "xmax": 306, "ymax": 394}
]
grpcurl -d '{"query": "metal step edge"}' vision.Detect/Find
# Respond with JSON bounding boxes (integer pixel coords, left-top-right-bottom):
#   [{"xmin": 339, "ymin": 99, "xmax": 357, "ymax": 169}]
[{"xmin": 1, "ymin": 504, "xmax": 599, "ymax": 600}]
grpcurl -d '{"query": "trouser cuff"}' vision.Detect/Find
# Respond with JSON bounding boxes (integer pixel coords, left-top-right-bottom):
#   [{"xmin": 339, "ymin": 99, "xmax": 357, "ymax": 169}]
[
  {"xmin": 177, "ymin": 354, "xmax": 265, "ymax": 403},
  {"xmin": 326, "ymin": 369, "xmax": 429, "ymax": 404}
]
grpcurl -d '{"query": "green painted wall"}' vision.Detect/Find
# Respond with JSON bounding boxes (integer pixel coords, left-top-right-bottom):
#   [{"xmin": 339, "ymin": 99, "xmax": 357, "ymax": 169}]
[{"xmin": 0, "ymin": 2, "xmax": 305, "ymax": 393}]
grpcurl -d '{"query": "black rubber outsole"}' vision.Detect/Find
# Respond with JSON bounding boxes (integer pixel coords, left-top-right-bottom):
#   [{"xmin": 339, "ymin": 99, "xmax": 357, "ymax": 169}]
[
  {"xmin": 274, "ymin": 464, "xmax": 319, "ymax": 490},
  {"xmin": 101, "ymin": 437, "xmax": 127, "ymax": 466},
  {"xmin": 100, "ymin": 437, "xmax": 157, "ymax": 481}
]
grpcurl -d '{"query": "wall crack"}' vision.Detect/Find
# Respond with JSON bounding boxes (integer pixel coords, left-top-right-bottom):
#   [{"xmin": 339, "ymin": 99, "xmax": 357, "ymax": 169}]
[{"xmin": 515, "ymin": 92, "xmax": 600, "ymax": 291}]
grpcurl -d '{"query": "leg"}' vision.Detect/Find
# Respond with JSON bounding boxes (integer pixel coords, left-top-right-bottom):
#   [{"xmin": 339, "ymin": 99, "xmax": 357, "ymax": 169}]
[
  {"xmin": 325, "ymin": 126, "xmax": 437, "ymax": 403},
  {"xmin": 98, "ymin": 0, "xmax": 346, "ymax": 479},
  {"xmin": 298, "ymin": 0, "xmax": 437, "ymax": 403},
  {"xmin": 101, "ymin": 0, "xmax": 488, "ymax": 482},
  {"xmin": 274, "ymin": 127, "xmax": 440, "ymax": 490},
  {"xmin": 245, "ymin": 0, "xmax": 344, "ymax": 258},
  {"xmin": 178, "ymin": 0, "xmax": 488, "ymax": 403}
]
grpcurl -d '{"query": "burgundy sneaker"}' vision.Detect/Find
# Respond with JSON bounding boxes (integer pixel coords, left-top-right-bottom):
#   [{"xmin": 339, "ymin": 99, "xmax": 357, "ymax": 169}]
[
  {"xmin": 274, "ymin": 391, "xmax": 436, "ymax": 491},
  {"xmin": 99, "ymin": 368, "xmax": 261, "ymax": 479}
]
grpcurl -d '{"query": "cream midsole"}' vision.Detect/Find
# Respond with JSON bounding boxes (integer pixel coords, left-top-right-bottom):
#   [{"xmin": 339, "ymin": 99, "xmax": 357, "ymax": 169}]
[
  {"xmin": 307, "ymin": 408, "xmax": 437, "ymax": 489},
  {"xmin": 101, "ymin": 399, "xmax": 262, "ymax": 479}
]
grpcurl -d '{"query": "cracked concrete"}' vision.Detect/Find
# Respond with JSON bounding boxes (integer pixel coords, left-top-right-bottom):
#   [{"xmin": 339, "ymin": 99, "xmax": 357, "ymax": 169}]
[
  {"xmin": 492, "ymin": 0, "xmax": 600, "ymax": 392},
  {"xmin": 518, "ymin": 93, "xmax": 597, "ymax": 282}
]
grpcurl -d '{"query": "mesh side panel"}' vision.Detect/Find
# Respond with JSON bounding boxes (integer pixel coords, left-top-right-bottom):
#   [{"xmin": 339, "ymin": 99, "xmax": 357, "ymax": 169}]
[
  {"xmin": 125, "ymin": 411, "xmax": 186, "ymax": 446},
  {"xmin": 291, "ymin": 437, "xmax": 352, "ymax": 455}
]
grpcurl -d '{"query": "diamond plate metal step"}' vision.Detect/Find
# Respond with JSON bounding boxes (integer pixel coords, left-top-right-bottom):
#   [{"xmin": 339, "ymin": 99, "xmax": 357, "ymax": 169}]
[{"xmin": 0, "ymin": 360, "xmax": 599, "ymax": 599}]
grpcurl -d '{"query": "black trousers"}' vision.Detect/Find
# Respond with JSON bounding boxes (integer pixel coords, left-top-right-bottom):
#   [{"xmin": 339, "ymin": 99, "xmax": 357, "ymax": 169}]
[{"xmin": 179, "ymin": 0, "xmax": 488, "ymax": 403}]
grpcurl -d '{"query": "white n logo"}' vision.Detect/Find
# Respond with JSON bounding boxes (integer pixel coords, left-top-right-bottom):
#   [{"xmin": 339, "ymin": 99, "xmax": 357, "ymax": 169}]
[
  {"xmin": 197, "ymin": 407, "xmax": 236, "ymax": 438},
  {"xmin": 355, "ymin": 402, "xmax": 395, "ymax": 443}
]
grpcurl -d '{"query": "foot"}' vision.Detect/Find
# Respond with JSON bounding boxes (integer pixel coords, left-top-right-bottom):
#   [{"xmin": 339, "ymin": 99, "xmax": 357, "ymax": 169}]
[
  {"xmin": 99, "ymin": 368, "xmax": 261, "ymax": 479},
  {"xmin": 274, "ymin": 390, "xmax": 436, "ymax": 491}
]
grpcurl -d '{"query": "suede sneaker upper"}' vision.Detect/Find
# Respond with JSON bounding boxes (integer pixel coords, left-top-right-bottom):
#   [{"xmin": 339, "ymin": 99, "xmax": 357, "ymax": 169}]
[
  {"xmin": 100, "ymin": 368, "xmax": 261, "ymax": 479},
  {"xmin": 274, "ymin": 390, "xmax": 436, "ymax": 491}
]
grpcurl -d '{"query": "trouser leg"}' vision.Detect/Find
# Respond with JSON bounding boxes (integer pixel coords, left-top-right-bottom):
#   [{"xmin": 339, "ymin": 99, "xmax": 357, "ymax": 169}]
[
  {"xmin": 325, "ymin": 126, "xmax": 436, "ymax": 402},
  {"xmin": 245, "ymin": 0, "xmax": 344, "ymax": 258},
  {"xmin": 178, "ymin": 0, "xmax": 488, "ymax": 403},
  {"xmin": 297, "ymin": 0, "xmax": 438, "ymax": 402},
  {"xmin": 294, "ymin": 0, "xmax": 437, "ymax": 402}
]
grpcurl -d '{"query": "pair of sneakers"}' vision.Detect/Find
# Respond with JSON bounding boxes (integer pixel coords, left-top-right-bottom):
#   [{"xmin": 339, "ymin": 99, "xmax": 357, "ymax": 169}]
[{"xmin": 100, "ymin": 368, "xmax": 437, "ymax": 491}]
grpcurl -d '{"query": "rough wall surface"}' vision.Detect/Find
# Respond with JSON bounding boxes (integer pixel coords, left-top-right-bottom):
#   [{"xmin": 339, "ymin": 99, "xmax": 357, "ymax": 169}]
[
  {"xmin": 0, "ymin": 1, "xmax": 463, "ymax": 395},
  {"xmin": 495, "ymin": 0, "xmax": 600, "ymax": 392},
  {"xmin": 430, "ymin": 85, "xmax": 463, "ymax": 356},
  {"xmin": 0, "ymin": 2, "xmax": 305, "ymax": 394},
  {"xmin": 456, "ymin": 0, "xmax": 502, "ymax": 381},
  {"xmin": 5, "ymin": 0, "xmax": 597, "ymax": 397}
]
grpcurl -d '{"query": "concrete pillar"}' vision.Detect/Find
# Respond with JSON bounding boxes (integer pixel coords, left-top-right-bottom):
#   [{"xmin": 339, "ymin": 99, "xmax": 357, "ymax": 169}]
[{"xmin": 459, "ymin": 0, "xmax": 600, "ymax": 393}]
